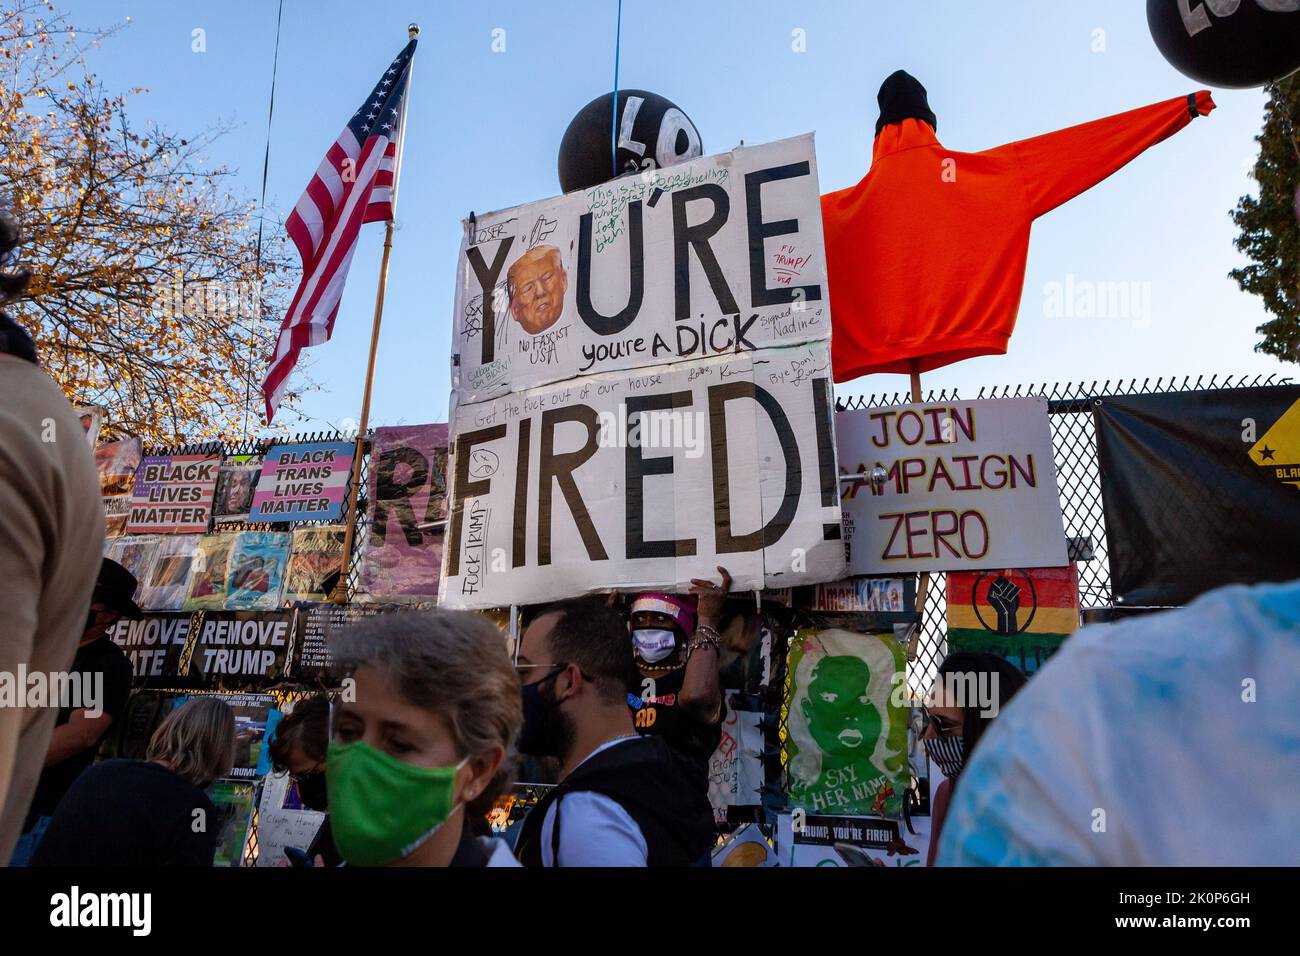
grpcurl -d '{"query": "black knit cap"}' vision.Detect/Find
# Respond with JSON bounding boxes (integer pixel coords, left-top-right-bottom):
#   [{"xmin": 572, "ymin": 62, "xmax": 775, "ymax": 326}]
[{"xmin": 875, "ymin": 69, "xmax": 937, "ymax": 137}]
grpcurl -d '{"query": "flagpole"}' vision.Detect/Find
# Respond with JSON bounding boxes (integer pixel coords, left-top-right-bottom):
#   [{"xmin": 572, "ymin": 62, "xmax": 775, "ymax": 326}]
[
  {"xmin": 332, "ymin": 23, "xmax": 419, "ymax": 603},
  {"xmin": 909, "ymin": 357, "xmax": 928, "ymax": 664}
]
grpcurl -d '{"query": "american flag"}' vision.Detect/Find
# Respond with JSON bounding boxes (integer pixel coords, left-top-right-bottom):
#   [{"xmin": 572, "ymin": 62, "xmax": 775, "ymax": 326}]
[{"xmin": 262, "ymin": 38, "xmax": 417, "ymax": 422}]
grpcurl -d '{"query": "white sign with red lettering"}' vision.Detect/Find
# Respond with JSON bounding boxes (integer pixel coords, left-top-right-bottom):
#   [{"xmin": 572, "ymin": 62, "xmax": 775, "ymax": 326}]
[{"xmin": 836, "ymin": 397, "xmax": 1067, "ymax": 574}]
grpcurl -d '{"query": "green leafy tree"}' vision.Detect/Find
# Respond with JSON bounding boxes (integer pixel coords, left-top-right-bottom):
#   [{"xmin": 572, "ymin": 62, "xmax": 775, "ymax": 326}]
[{"xmin": 1232, "ymin": 77, "xmax": 1300, "ymax": 365}]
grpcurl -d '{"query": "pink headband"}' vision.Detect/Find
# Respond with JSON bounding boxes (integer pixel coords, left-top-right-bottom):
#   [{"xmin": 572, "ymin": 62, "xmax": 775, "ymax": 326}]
[{"xmin": 631, "ymin": 593, "xmax": 697, "ymax": 636}]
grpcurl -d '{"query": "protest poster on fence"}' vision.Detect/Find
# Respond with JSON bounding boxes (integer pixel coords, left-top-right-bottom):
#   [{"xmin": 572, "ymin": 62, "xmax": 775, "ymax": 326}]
[
  {"xmin": 225, "ymin": 531, "xmax": 292, "ymax": 610},
  {"xmin": 441, "ymin": 341, "xmax": 845, "ymax": 608},
  {"xmin": 186, "ymin": 609, "xmax": 298, "ymax": 682},
  {"xmin": 73, "ymin": 405, "xmax": 103, "ymax": 447},
  {"xmin": 946, "ymin": 565, "xmax": 1079, "ymax": 676},
  {"xmin": 360, "ymin": 424, "xmax": 448, "ymax": 601},
  {"xmin": 213, "ymin": 454, "xmax": 262, "ymax": 524},
  {"xmin": 248, "ymin": 441, "xmax": 354, "ymax": 523},
  {"xmin": 837, "ymin": 397, "xmax": 1067, "ymax": 575},
  {"xmin": 451, "ymin": 134, "xmax": 830, "ymax": 405},
  {"xmin": 107, "ymin": 612, "xmax": 192, "ymax": 680},
  {"xmin": 209, "ymin": 780, "xmax": 257, "ymax": 866},
  {"xmin": 784, "ymin": 627, "xmax": 909, "ymax": 818},
  {"xmin": 104, "ymin": 535, "xmax": 159, "ymax": 602},
  {"xmin": 285, "ymin": 526, "xmax": 347, "ymax": 602},
  {"xmin": 1094, "ymin": 385, "xmax": 1300, "ymax": 605},
  {"xmin": 125, "ymin": 451, "xmax": 221, "ymax": 534},
  {"xmin": 96, "ymin": 438, "xmax": 142, "ymax": 537},
  {"xmin": 184, "ymin": 533, "xmax": 238, "ymax": 610},
  {"xmin": 136, "ymin": 534, "xmax": 202, "ymax": 610}
]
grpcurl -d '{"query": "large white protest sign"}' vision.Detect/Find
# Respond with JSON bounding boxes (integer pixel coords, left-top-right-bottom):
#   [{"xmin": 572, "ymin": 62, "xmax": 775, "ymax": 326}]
[
  {"xmin": 837, "ymin": 397, "xmax": 1067, "ymax": 574},
  {"xmin": 440, "ymin": 341, "xmax": 845, "ymax": 609},
  {"xmin": 451, "ymin": 134, "xmax": 829, "ymax": 405}
]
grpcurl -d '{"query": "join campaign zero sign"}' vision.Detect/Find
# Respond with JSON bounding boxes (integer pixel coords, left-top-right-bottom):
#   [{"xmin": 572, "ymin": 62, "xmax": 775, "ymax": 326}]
[
  {"xmin": 837, "ymin": 397, "xmax": 1067, "ymax": 574},
  {"xmin": 442, "ymin": 135, "xmax": 846, "ymax": 608}
]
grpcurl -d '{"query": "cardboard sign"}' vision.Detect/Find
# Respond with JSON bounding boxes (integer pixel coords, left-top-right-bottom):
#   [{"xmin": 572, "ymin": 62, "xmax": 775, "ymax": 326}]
[
  {"xmin": 248, "ymin": 441, "xmax": 354, "ymax": 523},
  {"xmin": 837, "ymin": 397, "xmax": 1067, "ymax": 574},
  {"xmin": 452, "ymin": 134, "xmax": 830, "ymax": 404},
  {"xmin": 441, "ymin": 341, "xmax": 845, "ymax": 608},
  {"xmin": 946, "ymin": 565, "xmax": 1079, "ymax": 675},
  {"xmin": 253, "ymin": 766, "xmax": 326, "ymax": 867},
  {"xmin": 126, "ymin": 452, "xmax": 221, "ymax": 534}
]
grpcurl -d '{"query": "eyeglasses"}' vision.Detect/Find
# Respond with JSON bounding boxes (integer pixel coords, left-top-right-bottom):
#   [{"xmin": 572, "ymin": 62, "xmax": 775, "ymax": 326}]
[{"xmin": 920, "ymin": 707, "xmax": 961, "ymax": 738}]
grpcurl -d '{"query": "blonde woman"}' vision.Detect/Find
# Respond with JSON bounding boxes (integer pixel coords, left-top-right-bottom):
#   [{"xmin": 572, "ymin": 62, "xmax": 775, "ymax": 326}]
[
  {"xmin": 30, "ymin": 697, "xmax": 235, "ymax": 866},
  {"xmin": 326, "ymin": 610, "xmax": 522, "ymax": 867}
]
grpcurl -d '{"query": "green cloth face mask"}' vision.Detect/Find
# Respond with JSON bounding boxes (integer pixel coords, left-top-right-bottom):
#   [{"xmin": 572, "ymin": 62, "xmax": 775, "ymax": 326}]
[{"xmin": 327, "ymin": 739, "xmax": 468, "ymax": 866}]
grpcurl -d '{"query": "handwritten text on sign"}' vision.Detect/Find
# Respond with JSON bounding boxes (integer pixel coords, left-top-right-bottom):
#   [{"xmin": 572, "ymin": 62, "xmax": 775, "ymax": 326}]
[
  {"xmin": 441, "ymin": 342, "xmax": 846, "ymax": 608},
  {"xmin": 836, "ymin": 397, "xmax": 1067, "ymax": 574},
  {"xmin": 452, "ymin": 135, "xmax": 829, "ymax": 404}
]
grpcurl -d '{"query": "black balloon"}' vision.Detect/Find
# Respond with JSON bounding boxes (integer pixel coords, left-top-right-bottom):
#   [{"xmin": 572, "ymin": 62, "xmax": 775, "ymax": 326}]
[
  {"xmin": 1147, "ymin": 0, "xmax": 1300, "ymax": 89},
  {"xmin": 557, "ymin": 89, "xmax": 702, "ymax": 194}
]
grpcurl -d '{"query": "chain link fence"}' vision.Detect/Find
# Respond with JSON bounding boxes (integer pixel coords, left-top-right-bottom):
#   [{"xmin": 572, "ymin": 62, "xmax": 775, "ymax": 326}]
[
  {"xmin": 835, "ymin": 373, "xmax": 1293, "ymax": 694},
  {"xmin": 142, "ymin": 375, "xmax": 1296, "ymax": 858}
]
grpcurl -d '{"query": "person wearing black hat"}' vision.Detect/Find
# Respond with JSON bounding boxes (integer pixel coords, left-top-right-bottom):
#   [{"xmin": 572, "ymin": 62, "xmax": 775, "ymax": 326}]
[{"xmin": 9, "ymin": 559, "xmax": 137, "ymax": 865}]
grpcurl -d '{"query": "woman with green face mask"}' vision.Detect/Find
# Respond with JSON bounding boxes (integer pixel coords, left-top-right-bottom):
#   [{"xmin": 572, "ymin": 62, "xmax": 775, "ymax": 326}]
[{"xmin": 326, "ymin": 610, "xmax": 523, "ymax": 867}]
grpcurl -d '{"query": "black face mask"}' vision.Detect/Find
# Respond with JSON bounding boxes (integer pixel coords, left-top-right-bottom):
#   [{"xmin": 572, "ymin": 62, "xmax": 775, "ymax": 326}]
[
  {"xmin": 518, "ymin": 669, "xmax": 567, "ymax": 758},
  {"xmin": 296, "ymin": 771, "xmax": 329, "ymax": 811}
]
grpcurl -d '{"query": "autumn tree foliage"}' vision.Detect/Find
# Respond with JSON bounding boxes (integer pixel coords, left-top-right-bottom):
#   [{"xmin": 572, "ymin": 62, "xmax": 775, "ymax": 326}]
[
  {"xmin": 0, "ymin": 2, "xmax": 295, "ymax": 443},
  {"xmin": 1232, "ymin": 76, "xmax": 1300, "ymax": 365}
]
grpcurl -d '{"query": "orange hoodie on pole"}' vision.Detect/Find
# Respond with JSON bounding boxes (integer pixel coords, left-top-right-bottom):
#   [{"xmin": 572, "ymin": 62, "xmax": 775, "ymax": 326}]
[{"xmin": 822, "ymin": 81, "xmax": 1215, "ymax": 382}]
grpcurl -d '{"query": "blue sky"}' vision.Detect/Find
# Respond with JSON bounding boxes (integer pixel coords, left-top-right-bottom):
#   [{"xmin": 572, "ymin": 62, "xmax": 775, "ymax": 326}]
[{"xmin": 61, "ymin": 0, "xmax": 1289, "ymax": 434}]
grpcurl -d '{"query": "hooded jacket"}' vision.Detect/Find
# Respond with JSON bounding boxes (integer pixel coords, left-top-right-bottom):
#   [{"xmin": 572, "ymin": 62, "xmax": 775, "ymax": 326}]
[{"xmin": 822, "ymin": 74, "xmax": 1215, "ymax": 381}]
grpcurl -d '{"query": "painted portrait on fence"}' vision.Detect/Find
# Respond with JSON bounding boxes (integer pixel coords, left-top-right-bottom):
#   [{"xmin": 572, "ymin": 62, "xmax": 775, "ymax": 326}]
[{"xmin": 784, "ymin": 627, "xmax": 909, "ymax": 817}]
